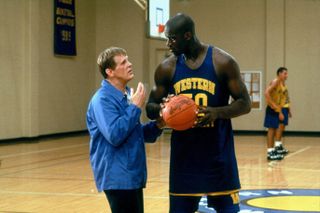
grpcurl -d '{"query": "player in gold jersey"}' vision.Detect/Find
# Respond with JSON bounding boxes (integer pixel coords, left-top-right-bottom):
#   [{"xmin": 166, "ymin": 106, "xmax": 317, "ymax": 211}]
[{"xmin": 264, "ymin": 67, "xmax": 291, "ymax": 160}]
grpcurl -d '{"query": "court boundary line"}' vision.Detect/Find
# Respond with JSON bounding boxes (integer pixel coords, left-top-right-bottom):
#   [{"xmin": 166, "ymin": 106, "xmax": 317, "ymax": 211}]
[
  {"xmin": 0, "ymin": 190, "xmax": 168, "ymax": 199},
  {"xmin": 0, "ymin": 143, "xmax": 88, "ymax": 159}
]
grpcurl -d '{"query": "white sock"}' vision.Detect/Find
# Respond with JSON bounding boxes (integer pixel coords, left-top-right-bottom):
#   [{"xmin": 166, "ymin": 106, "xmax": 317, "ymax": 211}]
[
  {"xmin": 267, "ymin": 148, "xmax": 274, "ymax": 153},
  {"xmin": 275, "ymin": 141, "xmax": 282, "ymax": 147}
]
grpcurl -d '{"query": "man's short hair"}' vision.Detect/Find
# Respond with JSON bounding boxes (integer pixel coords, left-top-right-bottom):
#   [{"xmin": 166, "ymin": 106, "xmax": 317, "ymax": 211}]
[
  {"xmin": 97, "ymin": 47, "xmax": 127, "ymax": 78},
  {"xmin": 277, "ymin": 67, "xmax": 288, "ymax": 76}
]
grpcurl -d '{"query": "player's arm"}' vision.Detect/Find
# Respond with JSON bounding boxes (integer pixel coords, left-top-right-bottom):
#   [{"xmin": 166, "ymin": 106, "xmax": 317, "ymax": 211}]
[
  {"xmin": 212, "ymin": 48, "xmax": 251, "ymax": 118},
  {"xmin": 286, "ymin": 90, "xmax": 292, "ymax": 118},
  {"xmin": 288, "ymin": 107, "xmax": 292, "ymax": 118},
  {"xmin": 197, "ymin": 48, "xmax": 251, "ymax": 125},
  {"xmin": 146, "ymin": 56, "xmax": 175, "ymax": 120},
  {"xmin": 265, "ymin": 79, "xmax": 281, "ymax": 112}
]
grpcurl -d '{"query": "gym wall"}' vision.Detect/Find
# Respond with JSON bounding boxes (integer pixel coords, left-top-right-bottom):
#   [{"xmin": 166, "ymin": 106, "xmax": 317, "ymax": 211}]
[{"xmin": 0, "ymin": 0, "xmax": 319, "ymax": 140}]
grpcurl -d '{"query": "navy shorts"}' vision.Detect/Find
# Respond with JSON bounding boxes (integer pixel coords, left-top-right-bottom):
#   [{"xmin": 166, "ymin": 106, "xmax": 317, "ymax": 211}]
[
  {"xmin": 170, "ymin": 193, "xmax": 240, "ymax": 213},
  {"xmin": 264, "ymin": 106, "xmax": 289, "ymax": 128}
]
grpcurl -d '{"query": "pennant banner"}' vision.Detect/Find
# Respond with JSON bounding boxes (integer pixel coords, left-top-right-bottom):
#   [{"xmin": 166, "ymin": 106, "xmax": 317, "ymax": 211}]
[{"xmin": 54, "ymin": 0, "xmax": 76, "ymax": 56}]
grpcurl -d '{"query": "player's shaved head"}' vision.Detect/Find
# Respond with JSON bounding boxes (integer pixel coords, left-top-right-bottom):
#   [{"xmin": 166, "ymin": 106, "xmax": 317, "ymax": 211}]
[{"xmin": 165, "ymin": 13, "xmax": 195, "ymax": 35}]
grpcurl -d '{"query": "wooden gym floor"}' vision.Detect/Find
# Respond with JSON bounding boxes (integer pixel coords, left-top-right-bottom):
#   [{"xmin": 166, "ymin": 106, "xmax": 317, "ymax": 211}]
[{"xmin": 0, "ymin": 131, "xmax": 319, "ymax": 212}]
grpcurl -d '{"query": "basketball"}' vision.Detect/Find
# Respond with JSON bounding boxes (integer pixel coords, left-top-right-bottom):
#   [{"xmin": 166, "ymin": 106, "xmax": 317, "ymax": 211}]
[{"xmin": 162, "ymin": 95, "xmax": 198, "ymax": 131}]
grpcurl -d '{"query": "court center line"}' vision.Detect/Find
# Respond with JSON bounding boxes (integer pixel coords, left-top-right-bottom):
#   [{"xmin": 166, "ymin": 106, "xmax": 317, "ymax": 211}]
[
  {"xmin": 285, "ymin": 146, "xmax": 311, "ymax": 159},
  {"xmin": 267, "ymin": 146, "xmax": 312, "ymax": 167}
]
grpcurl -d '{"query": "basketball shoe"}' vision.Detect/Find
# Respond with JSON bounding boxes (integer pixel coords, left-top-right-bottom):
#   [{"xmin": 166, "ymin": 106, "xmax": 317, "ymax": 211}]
[
  {"xmin": 267, "ymin": 150, "xmax": 284, "ymax": 161},
  {"xmin": 275, "ymin": 144, "xmax": 289, "ymax": 155}
]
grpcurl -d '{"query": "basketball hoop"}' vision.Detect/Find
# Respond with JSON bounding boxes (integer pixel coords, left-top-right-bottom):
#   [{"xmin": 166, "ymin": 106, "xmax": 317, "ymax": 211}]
[{"xmin": 158, "ymin": 24, "xmax": 165, "ymax": 33}]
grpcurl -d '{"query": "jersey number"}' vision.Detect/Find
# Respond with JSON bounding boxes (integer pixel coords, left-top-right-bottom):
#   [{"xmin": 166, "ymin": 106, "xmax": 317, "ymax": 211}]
[{"xmin": 181, "ymin": 93, "xmax": 207, "ymax": 106}]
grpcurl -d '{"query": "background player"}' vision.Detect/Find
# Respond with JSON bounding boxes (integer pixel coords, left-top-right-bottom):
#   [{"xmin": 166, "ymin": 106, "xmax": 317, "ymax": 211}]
[
  {"xmin": 264, "ymin": 67, "xmax": 291, "ymax": 161},
  {"xmin": 146, "ymin": 13, "xmax": 251, "ymax": 213}
]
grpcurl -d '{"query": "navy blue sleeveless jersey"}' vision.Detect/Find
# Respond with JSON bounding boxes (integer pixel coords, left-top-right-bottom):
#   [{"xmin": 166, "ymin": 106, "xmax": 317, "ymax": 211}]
[{"xmin": 168, "ymin": 46, "xmax": 240, "ymax": 194}]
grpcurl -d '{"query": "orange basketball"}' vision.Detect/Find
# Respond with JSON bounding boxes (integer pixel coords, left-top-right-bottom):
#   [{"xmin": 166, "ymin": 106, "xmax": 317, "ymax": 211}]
[{"xmin": 162, "ymin": 95, "xmax": 198, "ymax": 131}]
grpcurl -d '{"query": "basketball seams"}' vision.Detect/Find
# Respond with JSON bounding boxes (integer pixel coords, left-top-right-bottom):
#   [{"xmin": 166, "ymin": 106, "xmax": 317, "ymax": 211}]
[
  {"xmin": 165, "ymin": 104, "xmax": 197, "ymax": 124},
  {"xmin": 162, "ymin": 95, "xmax": 197, "ymax": 130}
]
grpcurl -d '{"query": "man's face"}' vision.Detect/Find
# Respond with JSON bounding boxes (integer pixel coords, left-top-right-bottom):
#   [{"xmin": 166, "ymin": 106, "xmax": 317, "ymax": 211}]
[
  {"xmin": 165, "ymin": 27, "xmax": 187, "ymax": 56},
  {"xmin": 279, "ymin": 70, "xmax": 288, "ymax": 81},
  {"xmin": 110, "ymin": 54, "xmax": 133, "ymax": 83}
]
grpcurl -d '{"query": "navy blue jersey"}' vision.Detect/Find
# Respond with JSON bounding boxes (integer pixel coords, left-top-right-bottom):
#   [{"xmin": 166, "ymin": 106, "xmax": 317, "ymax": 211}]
[{"xmin": 168, "ymin": 46, "xmax": 240, "ymax": 194}]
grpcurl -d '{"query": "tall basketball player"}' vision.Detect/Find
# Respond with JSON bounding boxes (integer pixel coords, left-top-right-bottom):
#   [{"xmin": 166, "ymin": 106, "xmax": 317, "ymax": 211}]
[{"xmin": 146, "ymin": 13, "xmax": 251, "ymax": 213}]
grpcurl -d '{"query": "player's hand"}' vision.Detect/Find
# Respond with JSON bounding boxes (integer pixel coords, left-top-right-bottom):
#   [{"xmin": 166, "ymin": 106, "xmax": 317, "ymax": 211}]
[
  {"xmin": 279, "ymin": 112, "xmax": 284, "ymax": 121},
  {"xmin": 159, "ymin": 94, "xmax": 175, "ymax": 117},
  {"xmin": 161, "ymin": 94, "xmax": 175, "ymax": 105},
  {"xmin": 155, "ymin": 117, "xmax": 166, "ymax": 129},
  {"xmin": 131, "ymin": 82, "xmax": 146, "ymax": 109},
  {"xmin": 272, "ymin": 104, "xmax": 281, "ymax": 113},
  {"xmin": 195, "ymin": 106, "xmax": 217, "ymax": 127}
]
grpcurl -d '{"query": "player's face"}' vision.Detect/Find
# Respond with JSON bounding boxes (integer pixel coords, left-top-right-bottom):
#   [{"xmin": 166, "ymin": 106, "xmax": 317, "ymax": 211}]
[
  {"xmin": 110, "ymin": 54, "xmax": 134, "ymax": 83},
  {"xmin": 279, "ymin": 70, "xmax": 288, "ymax": 81},
  {"xmin": 165, "ymin": 27, "xmax": 187, "ymax": 56}
]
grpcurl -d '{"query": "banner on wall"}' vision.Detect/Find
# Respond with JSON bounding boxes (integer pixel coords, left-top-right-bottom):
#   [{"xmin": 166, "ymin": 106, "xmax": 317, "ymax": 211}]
[{"xmin": 54, "ymin": 0, "xmax": 76, "ymax": 56}]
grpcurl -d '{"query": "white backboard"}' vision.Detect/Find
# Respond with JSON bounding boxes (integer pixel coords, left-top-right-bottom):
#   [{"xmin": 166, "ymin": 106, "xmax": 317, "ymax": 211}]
[{"xmin": 148, "ymin": 0, "xmax": 170, "ymax": 39}]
